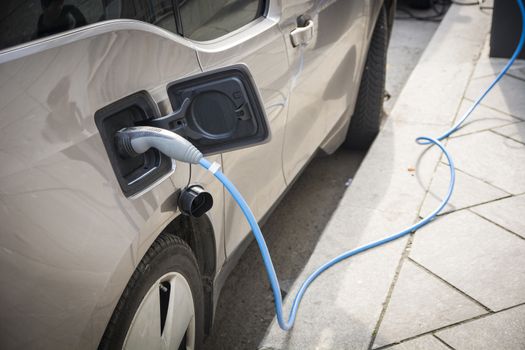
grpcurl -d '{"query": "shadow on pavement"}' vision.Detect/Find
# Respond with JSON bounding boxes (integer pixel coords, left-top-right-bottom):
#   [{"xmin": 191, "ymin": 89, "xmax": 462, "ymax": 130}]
[{"xmin": 203, "ymin": 148, "xmax": 366, "ymax": 350}]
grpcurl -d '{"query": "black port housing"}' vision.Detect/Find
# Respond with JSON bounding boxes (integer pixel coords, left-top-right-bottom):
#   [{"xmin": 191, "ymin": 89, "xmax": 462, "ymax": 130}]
[
  {"xmin": 95, "ymin": 91, "xmax": 172, "ymax": 197},
  {"xmin": 163, "ymin": 65, "xmax": 270, "ymax": 155}
]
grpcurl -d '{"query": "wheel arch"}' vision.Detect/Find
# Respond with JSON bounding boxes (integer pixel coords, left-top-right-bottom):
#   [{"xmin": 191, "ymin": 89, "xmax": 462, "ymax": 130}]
[
  {"xmin": 162, "ymin": 213, "xmax": 217, "ymax": 335},
  {"xmin": 384, "ymin": 0, "xmax": 397, "ymax": 42}
]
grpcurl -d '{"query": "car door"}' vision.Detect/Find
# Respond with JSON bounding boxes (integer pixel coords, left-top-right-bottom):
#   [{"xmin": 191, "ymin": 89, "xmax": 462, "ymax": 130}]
[
  {"xmin": 173, "ymin": 0, "xmax": 291, "ymax": 255},
  {"xmin": 280, "ymin": 0, "xmax": 368, "ymax": 182},
  {"xmin": 0, "ymin": 1, "xmax": 227, "ymax": 349}
]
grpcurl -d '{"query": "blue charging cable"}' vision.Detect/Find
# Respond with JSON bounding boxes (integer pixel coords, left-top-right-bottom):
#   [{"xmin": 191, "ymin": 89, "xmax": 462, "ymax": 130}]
[{"xmin": 199, "ymin": 0, "xmax": 525, "ymax": 331}]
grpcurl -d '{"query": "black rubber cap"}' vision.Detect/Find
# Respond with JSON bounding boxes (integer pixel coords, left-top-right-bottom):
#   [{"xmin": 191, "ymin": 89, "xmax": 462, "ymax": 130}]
[{"xmin": 178, "ymin": 185, "xmax": 213, "ymax": 217}]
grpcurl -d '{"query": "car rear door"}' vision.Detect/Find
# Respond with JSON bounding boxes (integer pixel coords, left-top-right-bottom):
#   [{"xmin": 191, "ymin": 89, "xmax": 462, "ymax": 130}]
[
  {"xmin": 280, "ymin": 0, "xmax": 368, "ymax": 182},
  {"xmin": 0, "ymin": 1, "xmax": 224, "ymax": 349},
  {"xmin": 173, "ymin": 0, "xmax": 291, "ymax": 255}
]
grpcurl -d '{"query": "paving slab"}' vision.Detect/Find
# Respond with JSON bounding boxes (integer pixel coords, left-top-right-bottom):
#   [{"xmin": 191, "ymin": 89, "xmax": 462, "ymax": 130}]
[
  {"xmin": 373, "ymin": 261, "xmax": 486, "ymax": 348},
  {"xmin": 435, "ymin": 304, "xmax": 525, "ymax": 350},
  {"xmin": 383, "ymin": 335, "xmax": 450, "ymax": 350},
  {"xmin": 471, "ymin": 194, "xmax": 525, "ymax": 239},
  {"xmin": 392, "ymin": 63, "xmax": 475, "ymax": 127},
  {"xmin": 384, "ymin": 14, "xmax": 439, "ymax": 114},
  {"xmin": 508, "ymin": 66, "xmax": 525, "ymax": 81},
  {"xmin": 420, "ymin": 163, "xmax": 509, "ymax": 217},
  {"xmin": 446, "ymin": 131, "xmax": 525, "ymax": 195},
  {"xmin": 345, "ymin": 120, "xmax": 442, "ymax": 215},
  {"xmin": 410, "ymin": 210, "xmax": 525, "ymax": 311},
  {"xmin": 471, "ymin": 38, "xmax": 525, "ymax": 81},
  {"xmin": 474, "ymin": 59, "xmax": 525, "ymax": 81},
  {"xmin": 466, "ymin": 74, "xmax": 525, "ymax": 120},
  {"xmin": 390, "ymin": 5, "xmax": 490, "ymax": 127},
  {"xmin": 450, "ymin": 99, "xmax": 520, "ymax": 137},
  {"xmin": 492, "ymin": 121, "xmax": 525, "ymax": 144}
]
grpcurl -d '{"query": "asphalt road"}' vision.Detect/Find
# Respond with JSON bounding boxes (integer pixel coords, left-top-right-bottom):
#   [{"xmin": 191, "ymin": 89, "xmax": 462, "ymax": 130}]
[{"xmin": 203, "ymin": 7, "xmax": 442, "ymax": 349}]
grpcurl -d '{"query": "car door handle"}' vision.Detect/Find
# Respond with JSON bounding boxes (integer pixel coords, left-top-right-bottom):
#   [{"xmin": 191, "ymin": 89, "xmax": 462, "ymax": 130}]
[{"xmin": 290, "ymin": 20, "xmax": 314, "ymax": 47}]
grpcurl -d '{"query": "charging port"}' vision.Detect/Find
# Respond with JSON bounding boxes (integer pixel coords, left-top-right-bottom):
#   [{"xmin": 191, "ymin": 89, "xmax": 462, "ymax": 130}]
[{"xmin": 95, "ymin": 91, "xmax": 172, "ymax": 197}]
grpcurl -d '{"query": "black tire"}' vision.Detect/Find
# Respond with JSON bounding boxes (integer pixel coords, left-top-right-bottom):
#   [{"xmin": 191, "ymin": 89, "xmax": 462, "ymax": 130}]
[
  {"xmin": 98, "ymin": 234, "xmax": 204, "ymax": 350},
  {"xmin": 408, "ymin": 0, "xmax": 433, "ymax": 10},
  {"xmin": 345, "ymin": 6, "xmax": 388, "ymax": 150}
]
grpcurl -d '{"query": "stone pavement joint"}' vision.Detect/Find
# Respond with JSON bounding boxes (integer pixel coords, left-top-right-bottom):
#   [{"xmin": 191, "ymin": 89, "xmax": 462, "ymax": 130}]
[
  {"xmin": 367, "ymin": 235, "xmax": 415, "ymax": 349},
  {"xmin": 470, "ymin": 195, "xmax": 525, "ymax": 240},
  {"xmin": 490, "ymin": 127, "xmax": 525, "ymax": 146},
  {"xmin": 371, "ymin": 147, "xmax": 452, "ymax": 347},
  {"xmin": 448, "ymin": 99, "xmax": 522, "ymax": 138},
  {"xmin": 430, "ymin": 335, "xmax": 455, "ymax": 350},
  {"xmin": 376, "ymin": 304, "xmax": 525, "ymax": 350},
  {"xmin": 491, "ymin": 122, "xmax": 525, "ymax": 145},
  {"xmin": 372, "ymin": 260, "xmax": 487, "ymax": 348},
  {"xmin": 507, "ymin": 72, "xmax": 525, "ymax": 83},
  {"xmin": 441, "ymin": 164, "xmax": 513, "ymax": 195},
  {"xmin": 464, "ymin": 96, "xmax": 524, "ymax": 121},
  {"xmin": 410, "ymin": 210, "xmax": 525, "ymax": 312},
  {"xmin": 407, "ymin": 258, "xmax": 493, "ymax": 313},
  {"xmin": 419, "ymin": 163, "xmax": 511, "ymax": 217},
  {"xmin": 375, "ymin": 335, "xmax": 452, "ymax": 350},
  {"xmin": 435, "ymin": 303, "xmax": 525, "ymax": 350}
]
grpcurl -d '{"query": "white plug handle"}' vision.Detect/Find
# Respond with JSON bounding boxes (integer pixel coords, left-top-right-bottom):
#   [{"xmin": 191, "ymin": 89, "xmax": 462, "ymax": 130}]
[{"xmin": 116, "ymin": 126, "xmax": 203, "ymax": 164}]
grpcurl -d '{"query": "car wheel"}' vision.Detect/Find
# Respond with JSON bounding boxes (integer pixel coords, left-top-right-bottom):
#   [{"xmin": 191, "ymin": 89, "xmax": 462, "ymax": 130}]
[
  {"xmin": 345, "ymin": 6, "xmax": 388, "ymax": 150},
  {"xmin": 98, "ymin": 234, "xmax": 204, "ymax": 350}
]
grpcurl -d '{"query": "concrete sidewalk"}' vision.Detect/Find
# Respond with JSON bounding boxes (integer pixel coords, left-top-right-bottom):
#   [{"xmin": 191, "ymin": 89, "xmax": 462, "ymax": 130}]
[{"xmin": 260, "ymin": 4, "xmax": 525, "ymax": 350}]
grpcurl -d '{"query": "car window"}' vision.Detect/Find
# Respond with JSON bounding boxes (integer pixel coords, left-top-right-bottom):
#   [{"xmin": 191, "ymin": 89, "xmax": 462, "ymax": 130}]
[
  {"xmin": 0, "ymin": 0, "xmax": 177, "ymax": 51},
  {"xmin": 177, "ymin": 0, "xmax": 265, "ymax": 41}
]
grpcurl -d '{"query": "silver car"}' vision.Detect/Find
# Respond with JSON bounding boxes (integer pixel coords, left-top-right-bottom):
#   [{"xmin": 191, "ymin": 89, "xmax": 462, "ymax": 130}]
[{"xmin": 0, "ymin": 0, "xmax": 394, "ymax": 349}]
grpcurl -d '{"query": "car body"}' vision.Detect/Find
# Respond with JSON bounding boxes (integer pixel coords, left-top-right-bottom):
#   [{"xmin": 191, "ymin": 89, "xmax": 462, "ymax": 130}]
[{"xmin": 0, "ymin": 0, "xmax": 394, "ymax": 349}]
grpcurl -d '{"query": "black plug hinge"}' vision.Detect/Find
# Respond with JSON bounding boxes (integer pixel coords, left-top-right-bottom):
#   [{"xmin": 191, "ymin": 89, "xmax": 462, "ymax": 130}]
[{"xmin": 148, "ymin": 97, "xmax": 191, "ymax": 131}]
